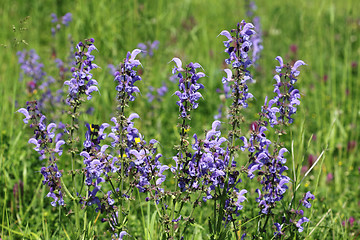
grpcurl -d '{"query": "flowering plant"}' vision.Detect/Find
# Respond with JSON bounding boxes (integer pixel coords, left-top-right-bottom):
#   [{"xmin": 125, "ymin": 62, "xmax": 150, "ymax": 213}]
[{"xmin": 17, "ymin": 16, "xmax": 315, "ymax": 239}]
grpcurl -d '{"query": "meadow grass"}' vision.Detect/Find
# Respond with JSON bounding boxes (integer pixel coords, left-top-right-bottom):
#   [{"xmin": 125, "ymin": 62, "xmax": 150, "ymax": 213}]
[{"xmin": 0, "ymin": 0, "xmax": 359, "ymax": 239}]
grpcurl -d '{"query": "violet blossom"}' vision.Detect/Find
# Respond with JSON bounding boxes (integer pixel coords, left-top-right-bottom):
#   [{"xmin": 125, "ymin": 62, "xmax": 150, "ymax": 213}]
[{"xmin": 64, "ymin": 38, "xmax": 99, "ymax": 103}]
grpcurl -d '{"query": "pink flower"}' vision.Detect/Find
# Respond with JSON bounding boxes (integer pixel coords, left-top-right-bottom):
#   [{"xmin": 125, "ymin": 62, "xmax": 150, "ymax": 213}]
[{"xmin": 326, "ymin": 173, "xmax": 333, "ymax": 182}]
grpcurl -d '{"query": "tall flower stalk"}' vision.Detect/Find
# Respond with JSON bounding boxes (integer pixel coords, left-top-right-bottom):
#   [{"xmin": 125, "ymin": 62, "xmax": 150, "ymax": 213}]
[
  {"xmin": 166, "ymin": 57, "xmax": 205, "ymax": 238},
  {"xmin": 63, "ymin": 38, "xmax": 99, "ymax": 232},
  {"xmin": 64, "ymin": 38, "xmax": 99, "ymax": 172},
  {"xmin": 18, "ymin": 101, "xmax": 66, "ymax": 206},
  {"xmin": 239, "ymin": 56, "xmax": 311, "ymax": 237},
  {"xmin": 219, "ymin": 20, "xmax": 255, "ymax": 148},
  {"xmin": 216, "ymin": 20, "xmax": 255, "ymax": 237}
]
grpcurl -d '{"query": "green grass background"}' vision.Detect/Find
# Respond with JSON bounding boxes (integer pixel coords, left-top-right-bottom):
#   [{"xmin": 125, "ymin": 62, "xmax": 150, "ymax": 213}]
[{"xmin": 0, "ymin": 0, "xmax": 359, "ymax": 239}]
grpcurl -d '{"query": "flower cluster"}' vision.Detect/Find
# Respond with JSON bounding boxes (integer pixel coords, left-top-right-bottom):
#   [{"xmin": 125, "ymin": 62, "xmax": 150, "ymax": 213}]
[
  {"xmin": 17, "ymin": 50, "xmax": 58, "ymax": 110},
  {"xmin": 17, "ymin": 101, "xmax": 65, "ymax": 206},
  {"xmin": 219, "ymin": 20, "xmax": 255, "ymax": 70},
  {"xmin": 108, "ymin": 113, "xmax": 141, "ymax": 155},
  {"xmin": 146, "ymin": 82, "xmax": 168, "ymax": 103},
  {"xmin": 17, "ymin": 49, "xmax": 46, "ymax": 90},
  {"xmin": 172, "ymin": 58, "xmax": 205, "ymax": 118},
  {"xmin": 274, "ymin": 191, "xmax": 315, "ymax": 236},
  {"xmin": 245, "ymin": 1, "xmax": 263, "ymax": 66},
  {"xmin": 237, "ymin": 57, "xmax": 307, "ymax": 237},
  {"xmin": 219, "ymin": 20, "xmax": 255, "ymax": 144},
  {"xmin": 137, "ymin": 40, "xmax": 159, "ymax": 57},
  {"xmin": 250, "ymin": 16, "xmax": 263, "ymax": 66},
  {"xmin": 64, "ymin": 38, "xmax": 99, "ymax": 104},
  {"xmin": 192, "ymin": 121, "xmax": 247, "ymax": 221},
  {"xmin": 128, "ymin": 138, "xmax": 169, "ymax": 196},
  {"xmin": 83, "ymin": 123, "xmax": 109, "ymax": 151},
  {"xmin": 41, "ymin": 163, "xmax": 64, "ymax": 207},
  {"xmin": 51, "ymin": 13, "xmax": 72, "ymax": 36},
  {"xmin": 113, "ymin": 49, "xmax": 142, "ymax": 103},
  {"xmin": 273, "ymin": 56, "xmax": 306, "ymax": 124},
  {"xmin": 18, "ymin": 101, "xmax": 65, "ymax": 159},
  {"xmin": 172, "ymin": 121, "xmax": 225, "ymax": 192},
  {"xmin": 80, "ymin": 135, "xmax": 117, "ymax": 210},
  {"xmin": 241, "ymin": 57, "xmax": 305, "ymax": 213}
]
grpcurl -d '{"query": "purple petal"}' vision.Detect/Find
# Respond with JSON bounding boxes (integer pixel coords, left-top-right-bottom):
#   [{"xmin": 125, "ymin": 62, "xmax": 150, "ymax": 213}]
[
  {"xmin": 211, "ymin": 120, "xmax": 221, "ymax": 130},
  {"xmin": 224, "ymin": 69, "xmax": 232, "ymax": 81},
  {"xmin": 128, "ymin": 113, "xmax": 140, "ymax": 121},
  {"xmin": 86, "ymin": 86, "xmax": 99, "ymax": 94},
  {"xmin": 137, "ymin": 43, "xmax": 147, "ymax": 50},
  {"xmin": 275, "ymin": 56, "xmax": 284, "ymax": 67},
  {"xmin": 196, "ymin": 72, "xmax": 206, "ymax": 78},
  {"xmin": 130, "ymin": 49, "xmax": 142, "ymax": 61},
  {"xmin": 218, "ymin": 30, "xmax": 232, "ymax": 40},
  {"xmin": 159, "ymin": 165, "xmax": 170, "ymax": 174},
  {"xmin": 100, "ymin": 145, "xmax": 109, "ymax": 154},
  {"xmin": 17, "ymin": 108, "xmax": 31, "ymax": 123},
  {"xmin": 47, "ymin": 123, "xmax": 57, "ymax": 138},
  {"xmin": 55, "ymin": 140, "xmax": 65, "ymax": 155},
  {"xmin": 171, "ymin": 57, "xmax": 183, "ymax": 70},
  {"xmin": 193, "ymin": 62, "xmax": 203, "ymax": 69},
  {"xmin": 88, "ymin": 44, "xmax": 97, "ymax": 52},
  {"xmin": 28, "ymin": 138, "xmax": 38, "ymax": 146},
  {"xmin": 129, "ymin": 149, "xmax": 141, "ymax": 159},
  {"xmin": 292, "ymin": 60, "xmax": 306, "ymax": 71},
  {"xmin": 278, "ymin": 148, "xmax": 288, "ymax": 157},
  {"xmin": 99, "ymin": 123, "xmax": 110, "ymax": 135},
  {"xmin": 273, "ymin": 75, "xmax": 281, "ymax": 83},
  {"xmin": 80, "ymin": 151, "xmax": 90, "ymax": 159},
  {"xmin": 119, "ymin": 231, "xmax": 128, "ymax": 239}
]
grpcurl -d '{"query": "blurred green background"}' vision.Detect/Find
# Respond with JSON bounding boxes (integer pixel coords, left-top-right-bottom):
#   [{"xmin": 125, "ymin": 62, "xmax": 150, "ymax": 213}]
[{"xmin": 0, "ymin": 0, "xmax": 359, "ymax": 239}]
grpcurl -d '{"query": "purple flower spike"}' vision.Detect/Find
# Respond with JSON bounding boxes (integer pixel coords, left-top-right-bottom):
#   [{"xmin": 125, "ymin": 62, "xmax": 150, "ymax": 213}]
[
  {"xmin": 65, "ymin": 39, "xmax": 100, "ymax": 103},
  {"xmin": 128, "ymin": 113, "xmax": 140, "ymax": 121},
  {"xmin": 19, "ymin": 101, "xmax": 65, "ymax": 208},
  {"xmin": 171, "ymin": 58, "xmax": 205, "ymax": 117},
  {"xmin": 113, "ymin": 49, "xmax": 143, "ymax": 103}
]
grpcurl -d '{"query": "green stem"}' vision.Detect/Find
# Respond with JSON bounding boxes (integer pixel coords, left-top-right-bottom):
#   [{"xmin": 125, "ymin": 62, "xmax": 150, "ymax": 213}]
[
  {"xmin": 232, "ymin": 220, "xmax": 240, "ymax": 240},
  {"xmin": 180, "ymin": 191, "xmax": 202, "ymax": 237}
]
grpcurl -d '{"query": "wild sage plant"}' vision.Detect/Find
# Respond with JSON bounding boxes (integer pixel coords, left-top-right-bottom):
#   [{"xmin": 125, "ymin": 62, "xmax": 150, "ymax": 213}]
[{"xmin": 17, "ymin": 16, "xmax": 316, "ymax": 239}]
